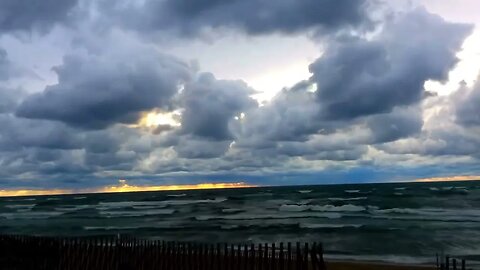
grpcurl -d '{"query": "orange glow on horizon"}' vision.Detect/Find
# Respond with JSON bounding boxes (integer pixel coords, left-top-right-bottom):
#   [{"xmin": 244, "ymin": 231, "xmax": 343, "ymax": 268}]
[
  {"xmin": 0, "ymin": 180, "xmax": 257, "ymax": 198},
  {"xmin": 415, "ymin": 175, "xmax": 480, "ymax": 182},
  {"xmin": 96, "ymin": 180, "xmax": 257, "ymax": 194}
]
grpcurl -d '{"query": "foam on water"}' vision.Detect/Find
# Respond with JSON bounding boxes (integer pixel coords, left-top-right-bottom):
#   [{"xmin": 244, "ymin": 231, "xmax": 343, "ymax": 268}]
[{"xmin": 1, "ymin": 181, "xmax": 480, "ymax": 266}]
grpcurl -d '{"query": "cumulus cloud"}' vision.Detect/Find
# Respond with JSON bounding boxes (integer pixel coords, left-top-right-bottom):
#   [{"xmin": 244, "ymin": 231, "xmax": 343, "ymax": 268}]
[
  {"xmin": 0, "ymin": 1, "xmax": 477, "ymax": 188},
  {"xmin": 455, "ymin": 76, "xmax": 480, "ymax": 127},
  {"xmin": 310, "ymin": 7, "xmax": 472, "ymax": 120},
  {"xmin": 16, "ymin": 50, "xmax": 192, "ymax": 129},
  {"xmin": 180, "ymin": 73, "xmax": 257, "ymax": 140},
  {"xmin": 0, "ymin": 0, "xmax": 78, "ymax": 33}
]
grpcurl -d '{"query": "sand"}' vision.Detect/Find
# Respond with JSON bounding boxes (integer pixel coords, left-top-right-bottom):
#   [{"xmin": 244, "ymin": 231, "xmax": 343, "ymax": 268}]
[{"xmin": 326, "ymin": 261, "xmax": 435, "ymax": 270}]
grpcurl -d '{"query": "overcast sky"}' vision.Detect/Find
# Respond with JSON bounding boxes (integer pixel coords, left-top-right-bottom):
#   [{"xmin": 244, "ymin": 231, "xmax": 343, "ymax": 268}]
[{"xmin": 1, "ymin": 0, "xmax": 480, "ymax": 189}]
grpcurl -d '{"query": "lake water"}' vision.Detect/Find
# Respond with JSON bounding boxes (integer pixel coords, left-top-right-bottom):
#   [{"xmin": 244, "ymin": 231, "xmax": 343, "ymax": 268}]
[{"xmin": 1, "ymin": 181, "xmax": 480, "ymax": 266}]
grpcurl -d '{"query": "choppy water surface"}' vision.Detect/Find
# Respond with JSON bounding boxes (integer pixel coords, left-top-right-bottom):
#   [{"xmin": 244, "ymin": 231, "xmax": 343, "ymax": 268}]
[{"xmin": 1, "ymin": 181, "xmax": 480, "ymax": 265}]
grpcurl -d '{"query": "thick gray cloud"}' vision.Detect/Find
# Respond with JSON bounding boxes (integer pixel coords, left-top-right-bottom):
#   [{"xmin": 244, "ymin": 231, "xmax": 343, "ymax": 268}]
[
  {"xmin": 456, "ymin": 77, "xmax": 480, "ymax": 127},
  {"xmin": 365, "ymin": 107, "xmax": 423, "ymax": 144},
  {"xmin": 0, "ymin": 48, "xmax": 10, "ymax": 80},
  {"xmin": 180, "ymin": 73, "xmax": 257, "ymax": 140},
  {"xmin": 0, "ymin": 114, "xmax": 81, "ymax": 151},
  {"xmin": 16, "ymin": 51, "xmax": 192, "ymax": 129},
  {"xmin": 0, "ymin": 1, "xmax": 478, "ymax": 188},
  {"xmin": 113, "ymin": 0, "xmax": 372, "ymax": 37},
  {"xmin": 310, "ymin": 8, "xmax": 472, "ymax": 120},
  {"xmin": 0, "ymin": 0, "xmax": 78, "ymax": 33}
]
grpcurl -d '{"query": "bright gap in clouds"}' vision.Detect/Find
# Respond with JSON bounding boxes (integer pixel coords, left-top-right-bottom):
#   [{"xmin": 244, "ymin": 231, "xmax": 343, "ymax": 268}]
[
  {"xmin": 425, "ymin": 30, "xmax": 480, "ymax": 95},
  {"xmin": 163, "ymin": 34, "xmax": 320, "ymax": 103}
]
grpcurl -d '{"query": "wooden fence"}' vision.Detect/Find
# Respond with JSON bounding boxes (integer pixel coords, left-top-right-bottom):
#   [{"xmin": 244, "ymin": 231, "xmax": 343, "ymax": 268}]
[
  {"xmin": 0, "ymin": 234, "xmax": 326, "ymax": 270},
  {"xmin": 436, "ymin": 254, "xmax": 468, "ymax": 270}
]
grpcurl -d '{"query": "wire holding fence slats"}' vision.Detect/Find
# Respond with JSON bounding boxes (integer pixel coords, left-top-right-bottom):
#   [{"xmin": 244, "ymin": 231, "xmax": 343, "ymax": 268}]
[{"xmin": 0, "ymin": 234, "xmax": 326, "ymax": 270}]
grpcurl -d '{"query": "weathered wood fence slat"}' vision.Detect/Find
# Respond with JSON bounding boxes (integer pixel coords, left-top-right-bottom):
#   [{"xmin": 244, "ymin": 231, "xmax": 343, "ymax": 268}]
[{"xmin": 0, "ymin": 234, "xmax": 326, "ymax": 270}]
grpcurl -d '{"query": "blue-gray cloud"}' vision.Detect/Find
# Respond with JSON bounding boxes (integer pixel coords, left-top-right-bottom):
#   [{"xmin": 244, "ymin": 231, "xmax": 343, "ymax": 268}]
[
  {"xmin": 109, "ymin": 0, "xmax": 372, "ymax": 37},
  {"xmin": 456, "ymin": 78, "xmax": 480, "ymax": 127},
  {"xmin": 180, "ymin": 73, "xmax": 257, "ymax": 140},
  {"xmin": 16, "ymin": 51, "xmax": 192, "ymax": 129},
  {"xmin": 310, "ymin": 8, "xmax": 472, "ymax": 120},
  {"xmin": 0, "ymin": 0, "xmax": 78, "ymax": 33}
]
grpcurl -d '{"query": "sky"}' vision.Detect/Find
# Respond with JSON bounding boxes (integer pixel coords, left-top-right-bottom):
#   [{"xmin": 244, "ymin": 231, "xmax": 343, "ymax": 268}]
[{"xmin": 1, "ymin": 0, "xmax": 480, "ymax": 191}]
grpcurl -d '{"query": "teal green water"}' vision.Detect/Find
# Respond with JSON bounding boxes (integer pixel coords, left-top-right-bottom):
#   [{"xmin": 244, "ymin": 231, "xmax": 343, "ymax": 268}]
[{"xmin": 1, "ymin": 181, "xmax": 480, "ymax": 265}]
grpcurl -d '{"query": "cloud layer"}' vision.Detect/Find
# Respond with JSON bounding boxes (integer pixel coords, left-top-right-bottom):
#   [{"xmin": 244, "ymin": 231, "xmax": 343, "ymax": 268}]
[{"xmin": 0, "ymin": 0, "xmax": 479, "ymax": 188}]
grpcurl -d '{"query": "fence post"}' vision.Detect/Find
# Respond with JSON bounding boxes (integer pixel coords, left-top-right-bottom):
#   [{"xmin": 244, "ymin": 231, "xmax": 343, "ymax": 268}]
[
  {"xmin": 258, "ymin": 243, "xmax": 263, "ymax": 270},
  {"xmin": 287, "ymin": 242, "xmax": 292, "ymax": 270},
  {"xmin": 279, "ymin": 242, "xmax": 284, "ymax": 270},
  {"xmin": 264, "ymin": 243, "xmax": 269, "ymax": 270},
  {"xmin": 296, "ymin": 243, "xmax": 301, "ymax": 270},
  {"xmin": 461, "ymin": 259, "xmax": 465, "ymax": 270}
]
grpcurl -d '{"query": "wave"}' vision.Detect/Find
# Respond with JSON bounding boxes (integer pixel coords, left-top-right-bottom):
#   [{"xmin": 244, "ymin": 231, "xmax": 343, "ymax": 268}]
[
  {"xmin": 328, "ymin": 197, "xmax": 367, "ymax": 201},
  {"xmin": 310, "ymin": 204, "xmax": 366, "ymax": 212},
  {"xmin": 279, "ymin": 204, "xmax": 366, "ymax": 213},
  {"xmin": 99, "ymin": 208, "xmax": 175, "ymax": 217},
  {"xmin": 5, "ymin": 204, "xmax": 36, "ymax": 209},
  {"xmin": 74, "ymin": 196, "xmax": 87, "ymax": 200},
  {"xmin": 373, "ymin": 207, "xmax": 480, "ymax": 217},
  {"xmin": 167, "ymin": 194, "xmax": 187, "ymax": 197},
  {"xmin": 324, "ymin": 254, "xmax": 434, "ymax": 265},
  {"xmin": 279, "ymin": 204, "xmax": 310, "ymax": 212},
  {"xmin": 298, "ymin": 190, "xmax": 312, "ymax": 194},
  {"xmin": 222, "ymin": 208, "xmax": 244, "ymax": 213},
  {"xmin": 299, "ymin": 223, "xmax": 363, "ymax": 229},
  {"xmin": 344, "ymin": 190, "xmax": 360, "ymax": 193},
  {"xmin": 97, "ymin": 197, "xmax": 227, "ymax": 210},
  {"xmin": 1, "ymin": 211, "xmax": 63, "ymax": 220},
  {"xmin": 6, "ymin": 198, "xmax": 36, "ymax": 202},
  {"xmin": 195, "ymin": 212, "xmax": 342, "ymax": 221}
]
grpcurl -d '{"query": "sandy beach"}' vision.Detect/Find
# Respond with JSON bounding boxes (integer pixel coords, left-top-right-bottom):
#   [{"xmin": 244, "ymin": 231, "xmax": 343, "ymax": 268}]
[{"xmin": 326, "ymin": 261, "xmax": 434, "ymax": 270}]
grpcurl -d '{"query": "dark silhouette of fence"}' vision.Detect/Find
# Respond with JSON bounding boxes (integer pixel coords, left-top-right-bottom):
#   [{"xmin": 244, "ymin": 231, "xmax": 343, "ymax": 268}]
[
  {"xmin": 436, "ymin": 253, "xmax": 469, "ymax": 270},
  {"xmin": 0, "ymin": 234, "xmax": 326, "ymax": 270}
]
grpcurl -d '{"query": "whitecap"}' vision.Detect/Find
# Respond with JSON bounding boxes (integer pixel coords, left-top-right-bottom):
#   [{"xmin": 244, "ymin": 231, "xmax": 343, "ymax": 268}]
[
  {"xmin": 299, "ymin": 223, "xmax": 363, "ymax": 229},
  {"xmin": 310, "ymin": 204, "xmax": 365, "ymax": 212},
  {"xmin": 167, "ymin": 193, "xmax": 187, "ymax": 197},
  {"xmin": 195, "ymin": 212, "xmax": 342, "ymax": 221},
  {"xmin": 99, "ymin": 208, "xmax": 175, "ymax": 217},
  {"xmin": 5, "ymin": 204, "xmax": 36, "ymax": 209},
  {"xmin": 344, "ymin": 190, "xmax": 360, "ymax": 193},
  {"xmin": 279, "ymin": 204, "xmax": 310, "ymax": 212},
  {"xmin": 298, "ymin": 190, "xmax": 312, "ymax": 194},
  {"xmin": 328, "ymin": 197, "xmax": 367, "ymax": 201}
]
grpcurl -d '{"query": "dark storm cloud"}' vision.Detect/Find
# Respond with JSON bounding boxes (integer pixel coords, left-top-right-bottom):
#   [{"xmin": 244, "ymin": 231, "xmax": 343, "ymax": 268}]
[
  {"xmin": 16, "ymin": 51, "xmax": 192, "ymax": 129},
  {"xmin": 114, "ymin": 0, "xmax": 372, "ymax": 37},
  {"xmin": 233, "ymin": 8, "xmax": 470, "ymax": 154},
  {"xmin": 365, "ymin": 107, "xmax": 423, "ymax": 144},
  {"xmin": 180, "ymin": 73, "xmax": 257, "ymax": 140},
  {"xmin": 0, "ymin": 48, "xmax": 11, "ymax": 80},
  {"xmin": 310, "ymin": 8, "xmax": 472, "ymax": 120},
  {"xmin": 0, "ymin": 0, "xmax": 78, "ymax": 33},
  {"xmin": 174, "ymin": 136, "xmax": 232, "ymax": 159},
  {"xmin": 0, "ymin": 115, "xmax": 81, "ymax": 151},
  {"xmin": 0, "ymin": 88, "xmax": 22, "ymax": 113}
]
